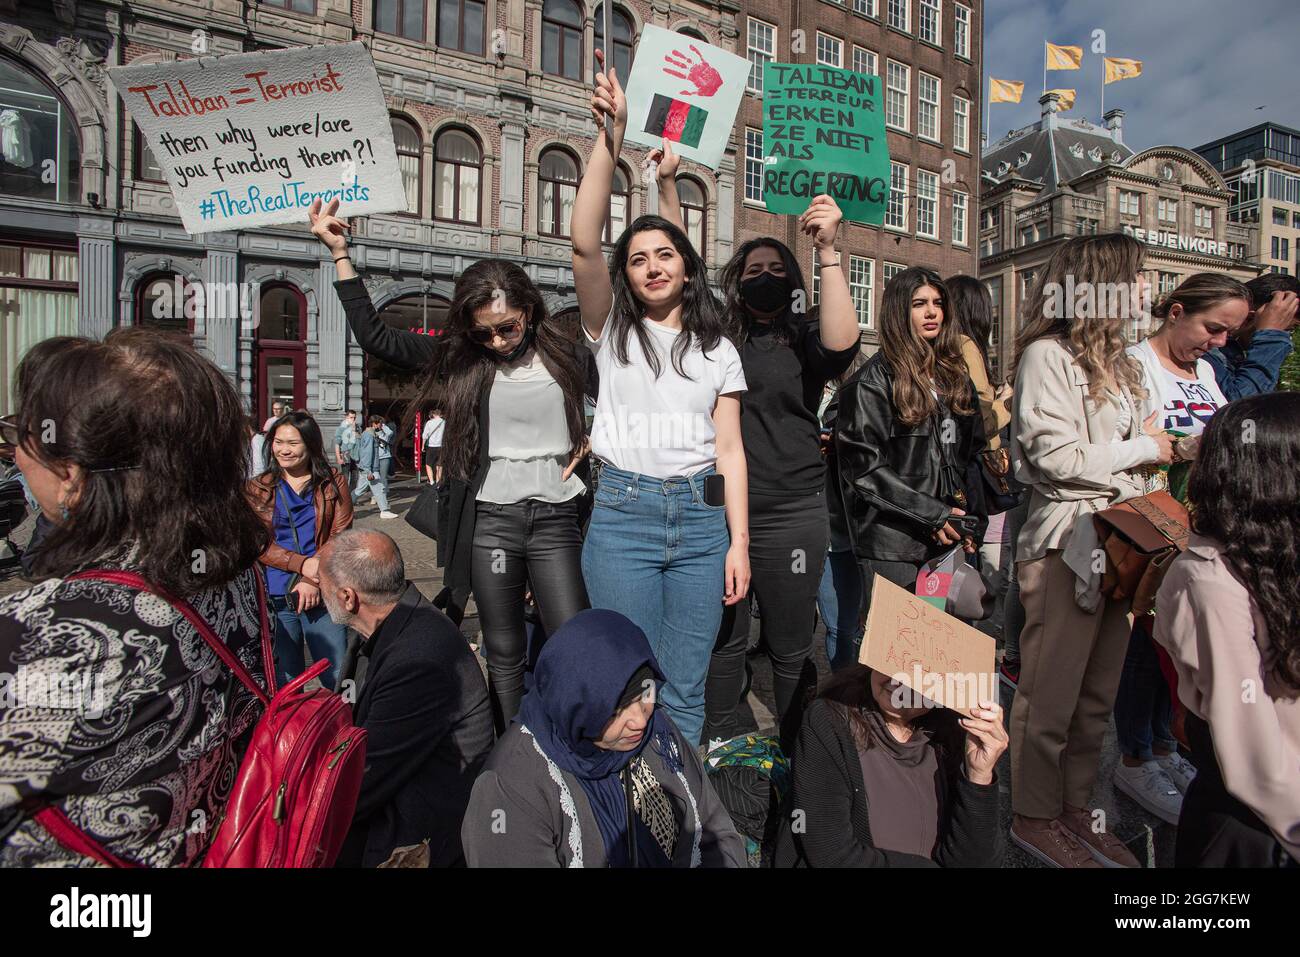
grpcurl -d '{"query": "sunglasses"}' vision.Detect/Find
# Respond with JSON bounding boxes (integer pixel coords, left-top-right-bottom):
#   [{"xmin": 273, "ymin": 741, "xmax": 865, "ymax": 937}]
[
  {"xmin": 467, "ymin": 316, "xmax": 524, "ymax": 345},
  {"xmin": 0, "ymin": 415, "xmax": 20, "ymax": 451}
]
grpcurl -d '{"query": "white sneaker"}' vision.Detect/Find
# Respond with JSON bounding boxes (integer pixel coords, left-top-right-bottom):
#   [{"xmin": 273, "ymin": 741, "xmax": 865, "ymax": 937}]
[
  {"xmin": 1114, "ymin": 760, "xmax": 1183, "ymax": 825},
  {"xmin": 379, "ymin": 510, "xmax": 399, "ymax": 520},
  {"xmin": 1157, "ymin": 751, "xmax": 1197, "ymax": 794}
]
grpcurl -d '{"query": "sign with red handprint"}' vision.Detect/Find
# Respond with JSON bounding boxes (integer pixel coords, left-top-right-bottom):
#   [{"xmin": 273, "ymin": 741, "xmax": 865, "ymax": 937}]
[{"xmin": 621, "ymin": 25, "xmax": 749, "ymax": 169}]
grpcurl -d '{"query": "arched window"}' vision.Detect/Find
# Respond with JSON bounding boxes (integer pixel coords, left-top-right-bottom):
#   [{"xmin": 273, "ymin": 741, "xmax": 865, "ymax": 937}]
[
  {"xmin": 538, "ymin": 147, "xmax": 579, "ymax": 237},
  {"xmin": 133, "ymin": 121, "xmax": 164, "ymax": 183},
  {"xmin": 137, "ymin": 272, "xmax": 199, "ymax": 333},
  {"xmin": 593, "ymin": 5, "xmax": 634, "ymax": 80},
  {"xmin": 605, "ymin": 163, "xmax": 631, "ymax": 243},
  {"xmin": 391, "ymin": 116, "xmax": 422, "ymax": 217},
  {"xmin": 678, "ymin": 177, "xmax": 707, "ymax": 259},
  {"xmin": 542, "ymin": 0, "xmax": 583, "ymax": 80},
  {"xmin": 676, "ymin": 27, "xmax": 707, "ymax": 41},
  {"xmin": 438, "ymin": 0, "xmax": 486, "ymax": 55},
  {"xmin": 255, "ymin": 283, "xmax": 307, "ymax": 424},
  {"xmin": 257, "ymin": 284, "xmax": 306, "ymax": 342},
  {"xmin": 0, "ymin": 57, "xmax": 82, "ymax": 203},
  {"xmin": 433, "ymin": 128, "xmax": 482, "ymax": 224}
]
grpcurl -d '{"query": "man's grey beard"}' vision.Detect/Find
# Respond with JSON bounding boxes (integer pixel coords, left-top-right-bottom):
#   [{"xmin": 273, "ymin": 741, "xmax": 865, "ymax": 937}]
[{"xmin": 321, "ymin": 589, "xmax": 355, "ymax": 629}]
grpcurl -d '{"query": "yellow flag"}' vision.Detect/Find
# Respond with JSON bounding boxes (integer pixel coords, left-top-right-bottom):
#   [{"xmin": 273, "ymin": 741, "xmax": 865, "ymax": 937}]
[
  {"xmin": 989, "ymin": 78, "xmax": 1024, "ymax": 104},
  {"xmin": 1046, "ymin": 88, "xmax": 1076, "ymax": 110},
  {"xmin": 1104, "ymin": 57, "xmax": 1143, "ymax": 84},
  {"xmin": 1046, "ymin": 42, "xmax": 1083, "ymax": 71}
]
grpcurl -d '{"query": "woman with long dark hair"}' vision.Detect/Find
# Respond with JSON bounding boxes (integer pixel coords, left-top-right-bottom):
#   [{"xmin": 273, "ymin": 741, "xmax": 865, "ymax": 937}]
[
  {"xmin": 694, "ymin": 213, "xmax": 861, "ymax": 749},
  {"xmin": 774, "ymin": 665, "xmax": 1006, "ymax": 867},
  {"xmin": 569, "ymin": 52, "xmax": 749, "ymax": 748},
  {"xmin": 835, "ymin": 267, "xmax": 986, "ymax": 606},
  {"xmin": 0, "ymin": 329, "xmax": 270, "ymax": 866},
  {"xmin": 1155, "ymin": 394, "xmax": 1300, "ymax": 866},
  {"xmin": 247, "ymin": 410, "xmax": 353, "ymax": 690},
  {"xmin": 310, "ymin": 198, "xmax": 594, "ymax": 733}
]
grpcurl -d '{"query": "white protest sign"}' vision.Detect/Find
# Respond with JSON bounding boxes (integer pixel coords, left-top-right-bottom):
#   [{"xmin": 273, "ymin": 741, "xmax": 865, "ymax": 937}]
[
  {"xmin": 110, "ymin": 42, "xmax": 407, "ymax": 234},
  {"xmin": 620, "ymin": 25, "xmax": 749, "ymax": 170}
]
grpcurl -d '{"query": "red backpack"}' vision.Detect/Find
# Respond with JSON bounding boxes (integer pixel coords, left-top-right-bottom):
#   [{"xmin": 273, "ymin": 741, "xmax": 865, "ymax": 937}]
[{"xmin": 35, "ymin": 569, "xmax": 368, "ymax": 868}]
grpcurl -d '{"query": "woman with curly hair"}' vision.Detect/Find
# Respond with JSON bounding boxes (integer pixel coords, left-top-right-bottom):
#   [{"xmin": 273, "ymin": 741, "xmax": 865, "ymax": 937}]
[
  {"xmin": 1154, "ymin": 394, "xmax": 1300, "ymax": 867},
  {"xmin": 1007, "ymin": 234, "xmax": 1174, "ymax": 868}
]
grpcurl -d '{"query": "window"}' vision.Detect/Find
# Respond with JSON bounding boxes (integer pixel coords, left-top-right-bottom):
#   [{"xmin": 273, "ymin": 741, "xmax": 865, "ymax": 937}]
[
  {"xmin": 849, "ymin": 256, "xmax": 873, "ymax": 328},
  {"xmin": 1157, "ymin": 198, "xmax": 1177, "ymax": 224},
  {"xmin": 953, "ymin": 95, "xmax": 969, "ymax": 152},
  {"xmin": 1075, "ymin": 217, "xmax": 1098, "ymax": 235},
  {"xmin": 136, "ymin": 272, "xmax": 198, "ymax": 333},
  {"xmin": 1119, "ymin": 190, "xmax": 1141, "ymax": 216},
  {"xmin": 1019, "ymin": 224, "xmax": 1036, "ymax": 246},
  {"xmin": 594, "ymin": 5, "xmax": 634, "ymax": 82},
  {"xmin": 542, "ymin": 0, "xmax": 583, "ymax": 80},
  {"xmin": 747, "ymin": 18, "xmax": 776, "ymax": 94},
  {"xmin": 538, "ymin": 147, "xmax": 579, "ymax": 236},
  {"xmin": 1294, "ymin": 212, "xmax": 1300, "ymax": 229},
  {"xmin": 886, "ymin": 161, "xmax": 908, "ymax": 229},
  {"xmin": 919, "ymin": 0, "xmax": 941, "ymax": 45},
  {"xmin": 374, "ymin": 0, "xmax": 424, "ymax": 39},
  {"xmin": 854, "ymin": 0, "xmax": 878, "ymax": 15},
  {"xmin": 391, "ymin": 117, "xmax": 422, "ymax": 216},
  {"xmin": 745, "ymin": 128, "xmax": 764, "ymax": 203},
  {"xmin": 133, "ymin": 122, "xmax": 164, "ymax": 183},
  {"xmin": 888, "ymin": 0, "xmax": 910, "ymax": 32},
  {"xmin": 811, "ymin": 256, "xmax": 820, "ymax": 305},
  {"xmin": 438, "ymin": 0, "xmax": 485, "ymax": 55},
  {"xmin": 984, "ymin": 275, "xmax": 1001, "ymax": 378},
  {"xmin": 606, "ymin": 164, "xmax": 630, "ymax": 243},
  {"xmin": 918, "ymin": 73, "xmax": 940, "ymax": 142},
  {"xmin": 679, "ymin": 177, "xmax": 707, "ymax": 260},
  {"xmin": 1195, "ymin": 205, "xmax": 1214, "ymax": 229},
  {"xmin": 916, "ymin": 169, "xmax": 938, "ymax": 238},
  {"xmin": 433, "ymin": 128, "xmax": 481, "ymax": 224},
  {"xmin": 264, "ymin": 0, "xmax": 314, "ymax": 12},
  {"xmin": 816, "ymin": 33, "xmax": 843, "ymax": 68},
  {"xmin": 1273, "ymin": 236, "xmax": 1290, "ymax": 261},
  {"xmin": 1272, "ymin": 206, "xmax": 1288, "ymax": 226},
  {"xmin": 952, "ymin": 190, "xmax": 968, "ymax": 246},
  {"xmin": 886, "ymin": 61, "xmax": 910, "ymax": 131},
  {"xmin": 884, "ymin": 261, "xmax": 905, "ymax": 285},
  {"xmin": 1019, "ymin": 269, "xmax": 1036, "ymax": 303},
  {"xmin": 257, "ymin": 285, "xmax": 307, "ymax": 341},
  {"xmin": 1158, "ymin": 272, "xmax": 1178, "ymax": 295},
  {"xmin": 0, "ymin": 58, "xmax": 81, "ymax": 204},
  {"xmin": 954, "ymin": 4, "xmax": 971, "ymax": 57},
  {"xmin": 0, "ymin": 243, "xmax": 78, "ymax": 413},
  {"xmin": 982, "ymin": 206, "xmax": 1001, "ymax": 230},
  {"xmin": 852, "ymin": 47, "xmax": 878, "ymax": 77}
]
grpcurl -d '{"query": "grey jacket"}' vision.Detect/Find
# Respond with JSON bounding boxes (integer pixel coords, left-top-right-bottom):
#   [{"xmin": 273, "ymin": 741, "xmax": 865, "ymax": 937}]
[{"xmin": 461, "ymin": 723, "xmax": 748, "ymax": 868}]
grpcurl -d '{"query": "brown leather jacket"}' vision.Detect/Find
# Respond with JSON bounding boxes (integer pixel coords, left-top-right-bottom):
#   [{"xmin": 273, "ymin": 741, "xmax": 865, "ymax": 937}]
[{"xmin": 247, "ymin": 469, "xmax": 353, "ymax": 574}]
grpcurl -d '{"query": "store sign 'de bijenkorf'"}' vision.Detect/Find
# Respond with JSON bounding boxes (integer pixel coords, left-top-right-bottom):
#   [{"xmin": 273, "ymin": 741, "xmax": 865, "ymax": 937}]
[{"xmin": 1122, "ymin": 225, "xmax": 1228, "ymax": 258}]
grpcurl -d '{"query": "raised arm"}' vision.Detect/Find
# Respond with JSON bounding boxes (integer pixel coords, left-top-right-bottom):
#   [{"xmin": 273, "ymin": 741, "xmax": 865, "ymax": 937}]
[
  {"xmin": 800, "ymin": 196, "xmax": 859, "ymax": 352},
  {"xmin": 572, "ymin": 50, "xmax": 625, "ymax": 340},
  {"xmin": 649, "ymin": 140, "xmax": 684, "ymax": 235}
]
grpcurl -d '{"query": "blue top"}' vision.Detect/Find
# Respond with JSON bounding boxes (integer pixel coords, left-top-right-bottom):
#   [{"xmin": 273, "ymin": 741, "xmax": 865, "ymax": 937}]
[
  {"xmin": 1204, "ymin": 329, "xmax": 1294, "ymax": 400},
  {"xmin": 267, "ymin": 480, "xmax": 317, "ymax": 597}
]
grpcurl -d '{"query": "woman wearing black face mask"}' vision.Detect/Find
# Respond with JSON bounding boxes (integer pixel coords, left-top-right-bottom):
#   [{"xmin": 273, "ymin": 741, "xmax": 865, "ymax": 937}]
[
  {"xmin": 311, "ymin": 198, "xmax": 596, "ymax": 734},
  {"xmin": 662, "ymin": 193, "xmax": 861, "ymax": 750}
]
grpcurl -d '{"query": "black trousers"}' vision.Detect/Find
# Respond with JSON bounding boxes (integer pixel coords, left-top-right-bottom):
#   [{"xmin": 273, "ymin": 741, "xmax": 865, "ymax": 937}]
[
  {"xmin": 704, "ymin": 491, "xmax": 828, "ymax": 748},
  {"xmin": 471, "ymin": 497, "xmax": 589, "ymax": 733},
  {"xmin": 1176, "ymin": 711, "xmax": 1297, "ymax": 868}
]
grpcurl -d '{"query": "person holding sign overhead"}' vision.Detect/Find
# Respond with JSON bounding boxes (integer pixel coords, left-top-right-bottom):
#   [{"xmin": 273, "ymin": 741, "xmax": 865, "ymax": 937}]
[
  {"xmin": 774, "ymin": 664, "xmax": 1006, "ymax": 867},
  {"xmin": 570, "ymin": 50, "xmax": 750, "ymax": 749},
  {"xmin": 647, "ymin": 189, "xmax": 860, "ymax": 750}
]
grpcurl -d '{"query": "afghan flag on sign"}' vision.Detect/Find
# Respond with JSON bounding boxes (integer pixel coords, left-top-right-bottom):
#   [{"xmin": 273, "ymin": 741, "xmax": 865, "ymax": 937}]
[{"xmin": 645, "ymin": 93, "xmax": 708, "ymax": 149}]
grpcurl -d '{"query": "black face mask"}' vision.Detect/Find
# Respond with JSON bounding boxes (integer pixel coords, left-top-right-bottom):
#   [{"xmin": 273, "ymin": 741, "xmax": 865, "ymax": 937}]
[
  {"xmin": 497, "ymin": 318, "xmax": 535, "ymax": 364},
  {"xmin": 740, "ymin": 271, "xmax": 794, "ymax": 316}
]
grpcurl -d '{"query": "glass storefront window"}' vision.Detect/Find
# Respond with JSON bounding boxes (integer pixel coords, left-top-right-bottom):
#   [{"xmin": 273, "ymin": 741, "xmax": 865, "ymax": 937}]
[
  {"xmin": 0, "ymin": 242, "xmax": 78, "ymax": 414},
  {"xmin": 0, "ymin": 57, "xmax": 81, "ymax": 204}
]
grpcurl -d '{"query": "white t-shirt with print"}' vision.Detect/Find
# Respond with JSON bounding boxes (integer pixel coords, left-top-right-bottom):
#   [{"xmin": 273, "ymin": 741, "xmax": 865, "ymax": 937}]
[
  {"xmin": 586, "ymin": 319, "xmax": 747, "ymax": 479},
  {"xmin": 1134, "ymin": 339, "xmax": 1228, "ymax": 437}
]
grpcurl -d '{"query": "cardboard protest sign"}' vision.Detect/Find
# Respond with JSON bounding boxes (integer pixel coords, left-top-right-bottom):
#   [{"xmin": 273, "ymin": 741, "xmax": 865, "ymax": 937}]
[
  {"xmin": 110, "ymin": 42, "xmax": 407, "ymax": 234},
  {"xmin": 621, "ymin": 25, "xmax": 749, "ymax": 170},
  {"xmin": 860, "ymin": 575, "xmax": 996, "ymax": 719},
  {"xmin": 761, "ymin": 62, "xmax": 890, "ymax": 225}
]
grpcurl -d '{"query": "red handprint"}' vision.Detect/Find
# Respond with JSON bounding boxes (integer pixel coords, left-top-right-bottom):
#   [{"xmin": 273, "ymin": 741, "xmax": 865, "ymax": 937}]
[{"xmin": 663, "ymin": 45, "xmax": 724, "ymax": 97}]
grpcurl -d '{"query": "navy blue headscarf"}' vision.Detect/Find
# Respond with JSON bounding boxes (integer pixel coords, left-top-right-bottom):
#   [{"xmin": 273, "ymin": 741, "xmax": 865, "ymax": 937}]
[{"xmin": 516, "ymin": 609, "xmax": 676, "ymax": 867}]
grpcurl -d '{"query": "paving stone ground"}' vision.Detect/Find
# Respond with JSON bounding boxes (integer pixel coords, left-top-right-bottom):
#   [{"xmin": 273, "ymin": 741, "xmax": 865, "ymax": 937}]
[{"xmin": 0, "ymin": 472, "xmax": 1176, "ymax": 867}]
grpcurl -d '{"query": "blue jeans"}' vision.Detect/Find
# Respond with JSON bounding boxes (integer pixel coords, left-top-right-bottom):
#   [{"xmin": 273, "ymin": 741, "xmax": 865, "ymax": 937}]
[
  {"xmin": 270, "ymin": 593, "xmax": 349, "ymax": 691},
  {"xmin": 581, "ymin": 463, "xmax": 730, "ymax": 747},
  {"xmin": 352, "ymin": 466, "xmax": 390, "ymax": 512},
  {"xmin": 1113, "ymin": 618, "xmax": 1177, "ymax": 761},
  {"xmin": 818, "ymin": 548, "xmax": 863, "ymax": 671}
]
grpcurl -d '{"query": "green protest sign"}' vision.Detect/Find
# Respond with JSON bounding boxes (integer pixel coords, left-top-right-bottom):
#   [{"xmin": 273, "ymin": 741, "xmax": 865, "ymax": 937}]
[{"xmin": 761, "ymin": 62, "xmax": 890, "ymax": 225}]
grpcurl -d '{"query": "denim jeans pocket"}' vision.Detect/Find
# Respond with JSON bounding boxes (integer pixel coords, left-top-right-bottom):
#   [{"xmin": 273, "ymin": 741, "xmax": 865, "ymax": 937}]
[{"xmin": 594, "ymin": 479, "xmax": 634, "ymax": 509}]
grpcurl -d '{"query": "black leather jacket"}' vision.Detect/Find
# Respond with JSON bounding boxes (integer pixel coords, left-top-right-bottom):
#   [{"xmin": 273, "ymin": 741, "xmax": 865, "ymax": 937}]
[{"xmin": 835, "ymin": 352, "xmax": 987, "ymax": 563}]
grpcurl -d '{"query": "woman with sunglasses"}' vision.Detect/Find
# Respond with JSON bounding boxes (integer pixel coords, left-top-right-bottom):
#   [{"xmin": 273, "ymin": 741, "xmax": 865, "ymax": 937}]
[{"xmin": 311, "ymin": 198, "xmax": 595, "ymax": 734}]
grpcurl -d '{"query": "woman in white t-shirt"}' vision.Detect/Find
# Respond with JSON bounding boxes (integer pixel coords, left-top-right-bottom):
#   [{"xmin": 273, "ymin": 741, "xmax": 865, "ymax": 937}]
[
  {"xmin": 568, "ymin": 51, "xmax": 750, "ymax": 747},
  {"xmin": 1112, "ymin": 273, "xmax": 1249, "ymax": 826}
]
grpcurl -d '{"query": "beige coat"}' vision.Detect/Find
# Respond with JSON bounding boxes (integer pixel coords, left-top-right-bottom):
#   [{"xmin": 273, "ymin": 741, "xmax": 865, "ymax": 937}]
[{"xmin": 1010, "ymin": 337, "xmax": 1147, "ymax": 563}]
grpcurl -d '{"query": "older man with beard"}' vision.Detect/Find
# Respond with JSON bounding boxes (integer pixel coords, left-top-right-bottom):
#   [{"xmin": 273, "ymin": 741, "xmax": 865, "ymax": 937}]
[{"xmin": 317, "ymin": 529, "xmax": 494, "ymax": 867}]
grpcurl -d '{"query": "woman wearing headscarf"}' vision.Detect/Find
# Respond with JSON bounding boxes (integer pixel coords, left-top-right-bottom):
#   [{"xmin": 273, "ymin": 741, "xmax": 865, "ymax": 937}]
[{"xmin": 461, "ymin": 609, "xmax": 747, "ymax": 867}]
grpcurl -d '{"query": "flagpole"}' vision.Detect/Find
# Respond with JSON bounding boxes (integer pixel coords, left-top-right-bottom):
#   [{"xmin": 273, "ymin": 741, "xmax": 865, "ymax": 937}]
[
  {"xmin": 1100, "ymin": 56, "xmax": 1105, "ymax": 122},
  {"xmin": 1043, "ymin": 41, "xmax": 1048, "ymax": 95}
]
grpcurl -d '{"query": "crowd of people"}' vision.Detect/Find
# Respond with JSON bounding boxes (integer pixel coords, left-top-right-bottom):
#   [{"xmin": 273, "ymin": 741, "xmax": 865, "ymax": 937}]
[{"xmin": 0, "ymin": 53, "xmax": 1296, "ymax": 870}]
